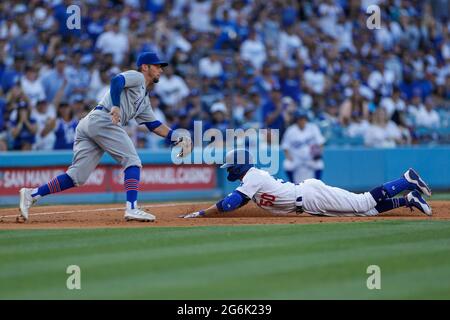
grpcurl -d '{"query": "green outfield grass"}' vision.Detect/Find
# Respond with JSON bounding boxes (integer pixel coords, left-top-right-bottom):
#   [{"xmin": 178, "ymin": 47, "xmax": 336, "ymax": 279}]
[{"xmin": 1, "ymin": 221, "xmax": 450, "ymax": 299}]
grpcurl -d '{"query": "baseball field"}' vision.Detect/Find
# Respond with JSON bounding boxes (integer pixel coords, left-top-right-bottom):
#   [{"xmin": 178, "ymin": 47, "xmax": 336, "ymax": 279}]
[{"xmin": 1, "ymin": 199, "xmax": 450, "ymax": 299}]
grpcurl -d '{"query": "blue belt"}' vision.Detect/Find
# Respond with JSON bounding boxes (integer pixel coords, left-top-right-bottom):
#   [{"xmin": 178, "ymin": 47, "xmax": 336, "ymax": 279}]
[{"xmin": 94, "ymin": 106, "xmax": 104, "ymax": 111}]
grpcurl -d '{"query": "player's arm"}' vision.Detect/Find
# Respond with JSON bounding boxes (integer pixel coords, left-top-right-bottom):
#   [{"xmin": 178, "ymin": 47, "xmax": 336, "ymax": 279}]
[
  {"xmin": 109, "ymin": 71, "xmax": 145, "ymax": 124},
  {"xmin": 182, "ymin": 190, "xmax": 250, "ymax": 218},
  {"xmin": 109, "ymin": 74, "xmax": 125, "ymax": 124},
  {"xmin": 143, "ymin": 121, "xmax": 192, "ymax": 157}
]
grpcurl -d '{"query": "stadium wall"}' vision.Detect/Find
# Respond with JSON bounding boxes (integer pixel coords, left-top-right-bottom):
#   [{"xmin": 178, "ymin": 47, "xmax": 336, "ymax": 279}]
[{"xmin": 0, "ymin": 146, "xmax": 449, "ymax": 206}]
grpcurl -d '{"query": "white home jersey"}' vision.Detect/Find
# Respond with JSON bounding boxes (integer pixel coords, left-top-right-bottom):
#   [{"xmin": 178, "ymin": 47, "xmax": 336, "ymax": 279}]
[{"xmin": 236, "ymin": 167, "xmax": 298, "ymax": 214}]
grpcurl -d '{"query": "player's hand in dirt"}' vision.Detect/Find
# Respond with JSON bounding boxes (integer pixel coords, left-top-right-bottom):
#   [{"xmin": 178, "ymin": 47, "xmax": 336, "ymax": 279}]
[
  {"xmin": 110, "ymin": 106, "xmax": 121, "ymax": 125},
  {"xmin": 180, "ymin": 210, "xmax": 205, "ymax": 218},
  {"xmin": 174, "ymin": 136, "xmax": 192, "ymax": 158}
]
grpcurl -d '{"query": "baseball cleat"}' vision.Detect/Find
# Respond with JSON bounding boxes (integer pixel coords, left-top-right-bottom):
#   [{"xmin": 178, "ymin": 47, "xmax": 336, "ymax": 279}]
[
  {"xmin": 124, "ymin": 208, "xmax": 156, "ymax": 222},
  {"xmin": 19, "ymin": 188, "xmax": 36, "ymax": 221},
  {"xmin": 404, "ymin": 168, "xmax": 432, "ymax": 197},
  {"xmin": 406, "ymin": 191, "xmax": 432, "ymax": 216}
]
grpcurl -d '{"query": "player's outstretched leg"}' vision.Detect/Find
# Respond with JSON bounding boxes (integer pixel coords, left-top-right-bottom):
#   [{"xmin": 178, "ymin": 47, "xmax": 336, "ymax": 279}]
[
  {"xmin": 382, "ymin": 168, "xmax": 432, "ymax": 199},
  {"xmin": 370, "ymin": 191, "xmax": 432, "ymax": 216},
  {"xmin": 368, "ymin": 168, "xmax": 431, "ymax": 203},
  {"xmin": 123, "ymin": 166, "xmax": 155, "ymax": 222},
  {"xmin": 368, "ymin": 167, "xmax": 432, "ymax": 216},
  {"xmin": 19, "ymin": 173, "xmax": 75, "ymax": 220}
]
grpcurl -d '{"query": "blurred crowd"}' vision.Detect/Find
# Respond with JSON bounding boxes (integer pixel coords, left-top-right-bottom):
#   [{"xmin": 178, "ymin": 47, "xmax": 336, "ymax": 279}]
[{"xmin": 0, "ymin": 0, "xmax": 449, "ymax": 151}]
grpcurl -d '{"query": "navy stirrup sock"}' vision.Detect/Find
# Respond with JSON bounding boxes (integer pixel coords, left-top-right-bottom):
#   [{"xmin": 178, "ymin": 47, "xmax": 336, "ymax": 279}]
[
  {"xmin": 382, "ymin": 177, "xmax": 413, "ymax": 198},
  {"xmin": 124, "ymin": 166, "xmax": 140, "ymax": 209},
  {"xmin": 371, "ymin": 176, "xmax": 415, "ymax": 203},
  {"xmin": 375, "ymin": 198, "xmax": 407, "ymax": 214},
  {"xmin": 31, "ymin": 173, "xmax": 75, "ymax": 199}
]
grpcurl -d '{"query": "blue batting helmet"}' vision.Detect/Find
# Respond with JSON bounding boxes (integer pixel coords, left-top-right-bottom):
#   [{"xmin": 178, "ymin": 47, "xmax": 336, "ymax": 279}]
[{"xmin": 220, "ymin": 149, "xmax": 254, "ymax": 181}]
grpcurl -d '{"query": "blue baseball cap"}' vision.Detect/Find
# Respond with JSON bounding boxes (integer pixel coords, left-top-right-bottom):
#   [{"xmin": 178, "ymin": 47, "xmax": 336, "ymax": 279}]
[{"xmin": 136, "ymin": 52, "xmax": 168, "ymax": 68}]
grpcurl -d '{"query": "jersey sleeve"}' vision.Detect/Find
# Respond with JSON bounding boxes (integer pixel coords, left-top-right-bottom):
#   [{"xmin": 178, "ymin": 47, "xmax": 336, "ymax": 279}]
[
  {"xmin": 135, "ymin": 98, "xmax": 157, "ymax": 124},
  {"xmin": 121, "ymin": 70, "xmax": 145, "ymax": 88},
  {"xmin": 236, "ymin": 169, "xmax": 260, "ymax": 199}
]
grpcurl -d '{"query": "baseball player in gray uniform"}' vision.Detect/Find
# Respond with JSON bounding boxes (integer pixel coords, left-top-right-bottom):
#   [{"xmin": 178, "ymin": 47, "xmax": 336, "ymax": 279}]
[{"xmin": 19, "ymin": 52, "xmax": 191, "ymax": 222}]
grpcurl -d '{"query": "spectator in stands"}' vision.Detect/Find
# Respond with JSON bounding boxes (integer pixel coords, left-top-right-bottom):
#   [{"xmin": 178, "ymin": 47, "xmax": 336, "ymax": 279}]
[
  {"xmin": 280, "ymin": 66, "xmax": 302, "ymax": 104},
  {"xmin": 41, "ymin": 55, "xmax": 67, "ymax": 103},
  {"xmin": 205, "ymin": 100, "xmax": 230, "ymax": 147},
  {"xmin": 414, "ymin": 97, "xmax": 441, "ymax": 129},
  {"xmin": 380, "ymin": 87, "xmax": 407, "ymax": 119},
  {"xmin": 32, "ymin": 98, "xmax": 56, "ymax": 151},
  {"xmin": 254, "ymin": 63, "xmax": 280, "ymax": 99},
  {"xmin": 1, "ymin": 53, "xmax": 24, "ymax": 94},
  {"xmin": 339, "ymin": 87, "xmax": 369, "ymax": 125},
  {"xmin": 304, "ymin": 60, "xmax": 326, "ymax": 95},
  {"xmin": 262, "ymin": 87, "xmax": 286, "ymax": 137},
  {"xmin": 95, "ymin": 21, "xmax": 129, "ymax": 66},
  {"xmin": 20, "ymin": 65, "xmax": 45, "ymax": 107},
  {"xmin": 64, "ymin": 51, "xmax": 91, "ymax": 104},
  {"xmin": 364, "ymin": 108, "xmax": 404, "ymax": 148},
  {"xmin": 240, "ymin": 29, "xmax": 267, "ymax": 70},
  {"xmin": 199, "ymin": 51, "xmax": 223, "ymax": 78},
  {"xmin": 155, "ymin": 65, "xmax": 190, "ymax": 108},
  {"xmin": 9, "ymin": 101, "xmax": 37, "ymax": 150},
  {"xmin": 407, "ymin": 93, "xmax": 425, "ymax": 120},
  {"xmin": 53, "ymin": 102, "xmax": 78, "ymax": 150}
]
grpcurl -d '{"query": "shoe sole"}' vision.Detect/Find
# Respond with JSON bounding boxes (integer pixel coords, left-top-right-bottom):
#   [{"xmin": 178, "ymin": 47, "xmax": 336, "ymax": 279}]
[
  {"xmin": 124, "ymin": 216, "xmax": 155, "ymax": 222},
  {"xmin": 19, "ymin": 188, "xmax": 29, "ymax": 221},
  {"xmin": 408, "ymin": 193, "xmax": 432, "ymax": 216},
  {"xmin": 405, "ymin": 169, "xmax": 432, "ymax": 197}
]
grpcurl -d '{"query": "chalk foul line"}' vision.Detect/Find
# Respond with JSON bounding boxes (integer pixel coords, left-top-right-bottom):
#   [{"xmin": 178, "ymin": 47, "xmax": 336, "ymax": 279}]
[{"xmin": 0, "ymin": 202, "xmax": 212, "ymax": 219}]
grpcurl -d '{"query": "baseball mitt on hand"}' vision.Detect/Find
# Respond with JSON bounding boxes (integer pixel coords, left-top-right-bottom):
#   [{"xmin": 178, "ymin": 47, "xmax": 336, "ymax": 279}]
[{"xmin": 174, "ymin": 136, "xmax": 193, "ymax": 158}]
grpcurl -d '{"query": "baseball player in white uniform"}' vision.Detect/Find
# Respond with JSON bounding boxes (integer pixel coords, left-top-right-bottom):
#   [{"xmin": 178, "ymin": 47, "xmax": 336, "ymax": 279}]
[
  {"xmin": 282, "ymin": 110, "xmax": 325, "ymax": 183},
  {"xmin": 181, "ymin": 149, "xmax": 432, "ymax": 219},
  {"xmin": 19, "ymin": 52, "xmax": 192, "ymax": 222}
]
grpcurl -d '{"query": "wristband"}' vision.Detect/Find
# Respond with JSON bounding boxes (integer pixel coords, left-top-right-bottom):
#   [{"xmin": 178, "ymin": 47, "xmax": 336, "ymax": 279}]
[{"xmin": 165, "ymin": 129, "xmax": 174, "ymax": 144}]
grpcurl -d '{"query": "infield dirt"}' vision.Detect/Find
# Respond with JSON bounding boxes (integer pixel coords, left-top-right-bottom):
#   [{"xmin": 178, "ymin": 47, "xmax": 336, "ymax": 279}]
[{"xmin": 0, "ymin": 201, "xmax": 449, "ymax": 229}]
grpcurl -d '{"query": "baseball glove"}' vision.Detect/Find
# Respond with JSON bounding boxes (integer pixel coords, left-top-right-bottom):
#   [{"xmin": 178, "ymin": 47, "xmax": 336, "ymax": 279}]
[{"xmin": 174, "ymin": 136, "xmax": 193, "ymax": 158}]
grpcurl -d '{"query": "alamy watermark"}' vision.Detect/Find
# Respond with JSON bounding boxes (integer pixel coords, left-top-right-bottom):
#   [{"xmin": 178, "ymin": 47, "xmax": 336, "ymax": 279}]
[
  {"xmin": 366, "ymin": 5, "xmax": 381, "ymax": 30},
  {"xmin": 66, "ymin": 5, "xmax": 81, "ymax": 30},
  {"xmin": 170, "ymin": 121, "xmax": 280, "ymax": 175},
  {"xmin": 366, "ymin": 265, "xmax": 381, "ymax": 290},
  {"xmin": 66, "ymin": 265, "xmax": 81, "ymax": 290}
]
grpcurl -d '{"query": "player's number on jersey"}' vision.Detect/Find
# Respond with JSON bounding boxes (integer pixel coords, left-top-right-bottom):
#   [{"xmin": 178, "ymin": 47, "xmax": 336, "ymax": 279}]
[{"xmin": 259, "ymin": 193, "xmax": 276, "ymax": 206}]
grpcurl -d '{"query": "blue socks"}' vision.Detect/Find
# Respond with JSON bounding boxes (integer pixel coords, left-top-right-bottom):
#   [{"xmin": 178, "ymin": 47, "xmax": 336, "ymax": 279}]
[
  {"xmin": 382, "ymin": 177, "xmax": 413, "ymax": 198},
  {"xmin": 124, "ymin": 166, "xmax": 140, "ymax": 209},
  {"xmin": 31, "ymin": 173, "xmax": 75, "ymax": 199},
  {"xmin": 370, "ymin": 175, "xmax": 417, "ymax": 205},
  {"xmin": 370, "ymin": 178, "xmax": 410, "ymax": 214},
  {"xmin": 369, "ymin": 186, "xmax": 388, "ymax": 203},
  {"xmin": 375, "ymin": 198, "xmax": 407, "ymax": 214}
]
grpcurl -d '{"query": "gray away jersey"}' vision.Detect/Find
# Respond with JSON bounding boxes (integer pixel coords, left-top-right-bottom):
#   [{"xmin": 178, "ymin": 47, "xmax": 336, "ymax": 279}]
[{"xmin": 98, "ymin": 70, "xmax": 157, "ymax": 126}]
